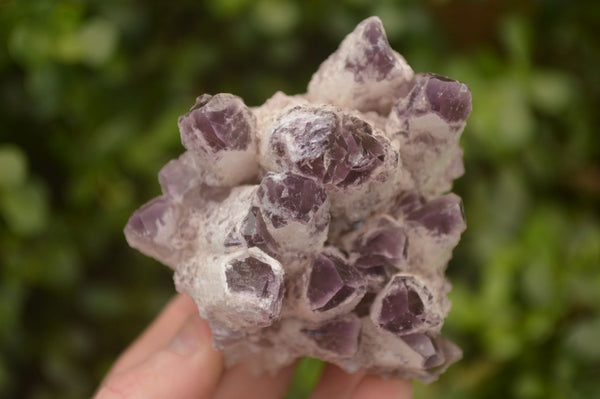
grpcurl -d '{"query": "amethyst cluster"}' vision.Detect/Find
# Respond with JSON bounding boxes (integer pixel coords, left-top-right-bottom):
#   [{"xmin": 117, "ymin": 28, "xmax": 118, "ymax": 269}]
[{"xmin": 125, "ymin": 17, "xmax": 471, "ymax": 383}]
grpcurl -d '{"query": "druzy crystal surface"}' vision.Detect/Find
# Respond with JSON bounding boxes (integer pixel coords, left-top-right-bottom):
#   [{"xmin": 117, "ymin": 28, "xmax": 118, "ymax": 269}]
[{"xmin": 125, "ymin": 16, "xmax": 471, "ymax": 383}]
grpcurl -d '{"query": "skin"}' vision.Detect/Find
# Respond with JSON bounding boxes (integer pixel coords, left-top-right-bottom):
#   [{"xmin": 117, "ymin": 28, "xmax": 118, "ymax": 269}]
[{"xmin": 94, "ymin": 294, "xmax": 412, "ymax": 399}]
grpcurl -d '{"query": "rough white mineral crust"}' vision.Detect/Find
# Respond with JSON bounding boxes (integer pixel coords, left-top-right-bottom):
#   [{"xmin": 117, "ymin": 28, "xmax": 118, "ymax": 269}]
[{"xmin": 124, "ymin": 16, "xmax": 471, "ymax": 383}]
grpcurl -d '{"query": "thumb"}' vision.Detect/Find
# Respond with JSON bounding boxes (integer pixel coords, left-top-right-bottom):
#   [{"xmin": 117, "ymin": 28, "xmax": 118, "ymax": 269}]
[{"xmin": 94, "ymin": 315, "xmax": 223, "ymax": 399}]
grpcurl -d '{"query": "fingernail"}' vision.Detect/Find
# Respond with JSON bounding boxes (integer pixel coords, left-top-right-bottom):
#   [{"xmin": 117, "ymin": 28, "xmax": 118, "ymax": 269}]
[{"xmin": 169, "ymin": 316, "xmax": 208, "ymax": 355}]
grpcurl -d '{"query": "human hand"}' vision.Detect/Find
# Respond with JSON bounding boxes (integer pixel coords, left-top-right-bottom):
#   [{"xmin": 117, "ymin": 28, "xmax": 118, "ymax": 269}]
[{"xmin": 94, "ymin": 294, "xmax": 412, "ymax": 399}]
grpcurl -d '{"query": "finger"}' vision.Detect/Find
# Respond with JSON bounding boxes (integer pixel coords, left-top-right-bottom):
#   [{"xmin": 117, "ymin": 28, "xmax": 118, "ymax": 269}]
[
  {"xmin": 212, "ymin": 362, "xmax": 297, "ymax": 399},
  {"xmin": 350, "ymin": 376, "xmax": 412, "ymax": 399},
  {"xmin": 95, "ymin": 314, "xmax": 224, "ymax": 399},
  {"xmin": 310, "ymin": 364, "xmax": 365, "ymax": 399},
  {"xmin": 107, "ymin": 293, "xmax": 198, "ymax": 377}
]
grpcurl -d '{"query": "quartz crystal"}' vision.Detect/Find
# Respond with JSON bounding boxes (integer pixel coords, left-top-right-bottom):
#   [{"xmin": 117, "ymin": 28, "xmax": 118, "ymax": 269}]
[{"xmin": 125, "ymin": 16, "xmax": 471, "ymax": 383}]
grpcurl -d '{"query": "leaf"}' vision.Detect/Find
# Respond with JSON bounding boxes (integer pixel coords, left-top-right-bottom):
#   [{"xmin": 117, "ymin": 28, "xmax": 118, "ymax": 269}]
[
  {"xmin": 0, "ymin": 144, "xmax": 27, "ymax": 188},
  {"xmin": 565, "ymin": 318, "xmax": 600, "ymax": 362},
  {"xmin": 0, "ymin": 180, "xmax": 48, "ymax": 236}
]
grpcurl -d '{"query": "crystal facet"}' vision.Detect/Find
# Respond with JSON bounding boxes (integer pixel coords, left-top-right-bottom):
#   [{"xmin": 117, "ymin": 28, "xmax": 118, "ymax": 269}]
[
  {"xmin": 257, "ymin": 172, "xmax": 328, "ymax": 229},
  {"xmin": 302, "ymin": 315, "xmax": 361, "ymax": 357},
  {"xmin": 125, "ymin": 16, "xmax": 471, "ymax": 383},
  {"xmin": 241, "ymin": 207, "xmax": 278, "ymax": 256},
  {"xmin": 406, "ymin": 194, "xmax": 465, "ymax": 235},
  {"xmin": 372, "ymin": 275, "xmax": 442, "ymax": 336},
  {"xmin": 307, "ymin": 253, "xmax": 366, "ymax": 312},
  {"xmin": 226, "ymin": 256, "xmax": 278, "ymax": 298},
  {"xmin": 179, "ymin": 93, "xmax": 253, "ymax": 153}
]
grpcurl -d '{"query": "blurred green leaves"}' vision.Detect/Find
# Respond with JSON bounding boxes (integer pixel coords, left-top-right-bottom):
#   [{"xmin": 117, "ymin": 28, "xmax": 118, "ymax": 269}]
[
  {"xmin": 1, "ymin": 0, "xmax": 599, "ymax": 398},
  {"xmin": 8, "ymin": 3, "xmax": 117, "ymax": 68},
  {"xmin": 0, "ymin": 145, "xmax": 27, "ymax": 188},
  {"xmin": 0, "ymin": 144, "xmax": 48, "ymax": 236},
  {"xmin": 565, "ymin": 318, "xmax": 600, "ymax": 362},
  {"xmin": 252, "ymin": 0, "xmax": 299, "ymax": 36},
  {"xmin": 1, "ymin": 178, "xmax": 48, "ymax": 235},
  {"xmin": 286, "ymin": 357, "xmax": 325, "ymax": 399}
]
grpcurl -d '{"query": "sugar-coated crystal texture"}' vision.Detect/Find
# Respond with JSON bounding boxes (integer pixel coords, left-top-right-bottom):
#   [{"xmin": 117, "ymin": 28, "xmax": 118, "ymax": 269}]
[{"xmin": 125, "ymin": 16, "xmax": 471, "ymax": 383}]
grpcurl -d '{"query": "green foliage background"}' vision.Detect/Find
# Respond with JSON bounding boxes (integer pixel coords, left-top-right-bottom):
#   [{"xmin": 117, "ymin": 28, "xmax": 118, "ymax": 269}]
[{"xmin": 1, "ymin": 0, "xmax": 599, "ymax": 398}]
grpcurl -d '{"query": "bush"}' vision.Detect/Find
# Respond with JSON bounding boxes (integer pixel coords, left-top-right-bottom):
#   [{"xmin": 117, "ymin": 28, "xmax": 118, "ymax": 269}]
[{"xmin": 1, "ymin": 1, "xmax": 598, "ymax": 397}]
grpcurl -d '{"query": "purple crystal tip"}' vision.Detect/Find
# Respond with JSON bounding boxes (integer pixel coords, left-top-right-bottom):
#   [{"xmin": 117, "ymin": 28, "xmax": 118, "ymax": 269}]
[
  {"xmin": 307, "ymin": 253, "xmax": 366, "ymax": 312},
  {"xmin": 269, "ymin": 107, "xmax": 387, "ymax": 188},
  {"xmin": 179, "ymin": 93, "xmax": 255, "ymax": 154},
  {"xmin": 424, "ymin": 74, "xmax": 472, "ymax": 123},
  {"xmin": 257, "ymin": 172, "xmax": 328, "ymax": 228}
]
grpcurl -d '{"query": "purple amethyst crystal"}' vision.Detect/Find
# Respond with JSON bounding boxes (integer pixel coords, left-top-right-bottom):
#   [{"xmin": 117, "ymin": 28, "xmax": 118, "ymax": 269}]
[
  {"xmin": 158, "ymin": 151, "xmax": 231, "ymax": 204},
  {"xmin": 406, "ymin": 194, "xmax": 466, "ymax": 235},
  {"xmin": 347, "ymin": 218, "xmax": 408, "ymax": 291},
  {"xmin": 174, "ymin": 248, "xmax": 285, "ymax": 347},
  {"xmin": 256, "ymin": 172, "xmax": 328, "ymax": 229},
  {"xmin": 302, "ymin": 315, "xmax": 361, "ymax": 357},
  {"xmin": 126, "ymin": 16, "xmax": 471, "ymax": 383},
  {"xmin": 307, "ymin": 253, "xmax": 366, "ymax": 312},
  {"xmin": 226, "ymin": 256, "xmax": 280, "ymax": 300},
  {"xmin": 353, "ymin": 219, "xmax": 408, "ymax": 270},
  {"xmin": 402, "ymin": 333, "xmax": 444, "ymax": 369},
  {"xmin": 179, "ymin": 93, "xmax": 253, "ymax": 153},
  {"xmin": 372, "ymin": 275, "xmax": 442, "ymax": 335},
  {"xmin": 394, "ymin": 73, "xmax": 472, "ymax": 126},
  {"xmin": 425, "ymin": 74, "xmax": 472, "ymax": 123},
  {"xmin": 402, "ymin": 333, "xmax": 462, "ymax": 375},
  {"xmin": 308, "ymin": 16, "xmax": 414, "ymax": 114},
  {"xmin": 127, "ymin": 195, "xmax": 171, "ymax": 239},
  {"xmin": 158, "ymin": 153, "xmax": 199, "ymax": 201},
  {"xmin": 178, "ymin": 93, "xmax": 259, "ymax": 186},
  {"xmin": 388, "ymin": 73, "xmax": 472, "ymax": 197},
  {"xmin": 378, "ymin": 282, "xmax": 425, "ymax": 333},
  {"xmin": 345, "ymin": 18, "xmax": 396, "ymax": 82},
  {"xmin": 268, "ymin": 107, "xmax": 388, "ymax": 189},
  {"xmin": 254, "ymin": 172, "xmax": 330, "ymax": 253},
  {"xmin": 124, "ymin": 195, "xmax": 180, "ymax": 268},
  {"xmin": 240, "ymin": 207, "xmax": 278, "ymax": 256}
]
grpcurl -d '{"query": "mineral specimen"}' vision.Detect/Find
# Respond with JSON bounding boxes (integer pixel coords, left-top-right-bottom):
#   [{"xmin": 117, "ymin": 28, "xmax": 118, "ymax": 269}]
[{"xmin": 125, "ymin": 16, "xmax": 471, "ymax": 383}]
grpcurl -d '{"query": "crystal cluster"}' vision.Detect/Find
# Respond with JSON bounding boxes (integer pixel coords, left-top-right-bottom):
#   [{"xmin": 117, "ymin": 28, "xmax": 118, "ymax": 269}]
[{"xmin": 125, "ymin": 16, "xmax": 471, "ymax": 383}]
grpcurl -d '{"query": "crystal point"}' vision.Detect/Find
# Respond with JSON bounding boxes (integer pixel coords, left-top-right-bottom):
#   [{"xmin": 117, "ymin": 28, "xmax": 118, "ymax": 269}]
[
  {"xmin": 179, "ymin": 93, "xmax": 253, "ymax": 153},
  {"xmin": 269, "ymin": 107, "xmax": 388, "ymax": 188},
  {"xmin": 388, "ymin": 73, "xmax": 472, "ymax": 197},
  {"xmin": 372, "ymin": 275, "xmax": 442, "ymax": 336},
  {"xmin": 241, "ymin": 207, "xmax": 278, "ymax": 256},
  {"xmin": 406, "ymin": 194, "xmax": 466, "ymax": 235},
  {"xmin": 424, "ymin": 74, "xmax": 472, "ymax": 123},
  {"xmin": 308, "ymin": 16, "xmax": 414, "ymax": 114},
  {"xmin": 226, "ymin": 256, "xmax": 277, "ymax": 299},
  {"xmin": 302, "ymin": 315, "xmax": 361, "ymax": 357},
  {"xmin": 307, "ymin": 253, "xmax": 365, "ymax": 313},
  {"xmin": 345, "ymin": 18, "xmax": 396, "ymax": 82},
  {"xmin": 127, "ymin": 195, "xmax": 170, "ymax": 238},
  {"xmin": 257, "ymin": 172, "xmax": 327, "ymax": 228}
]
